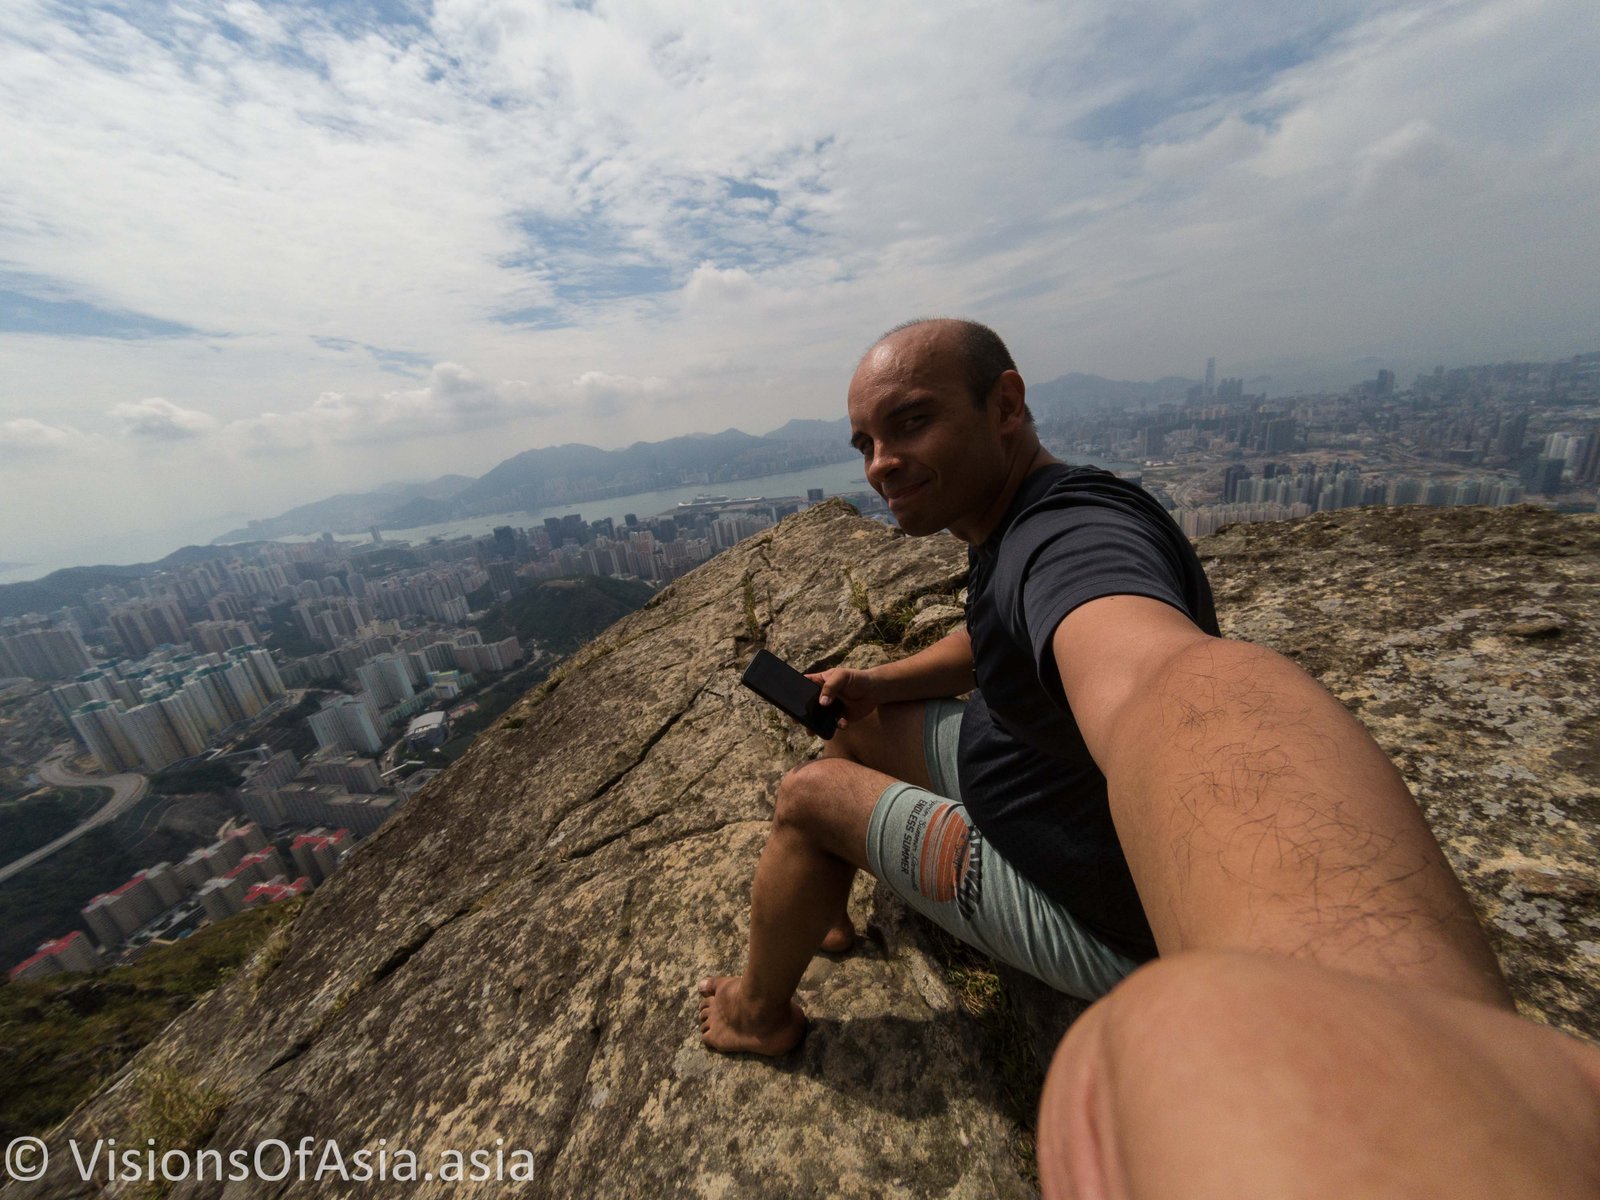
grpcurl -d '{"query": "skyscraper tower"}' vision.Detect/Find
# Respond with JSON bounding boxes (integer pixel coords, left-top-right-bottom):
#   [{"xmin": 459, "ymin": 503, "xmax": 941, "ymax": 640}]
[{"xmin": 1205, "ymin": 357, "xmax": 1217, "ymax": 398}]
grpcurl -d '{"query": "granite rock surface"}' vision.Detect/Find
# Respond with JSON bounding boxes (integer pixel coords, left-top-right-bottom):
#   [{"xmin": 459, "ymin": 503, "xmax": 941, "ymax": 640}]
[{"xmin": 7, "ymin": 500, "xmax": 1596, "ymax": 1199}]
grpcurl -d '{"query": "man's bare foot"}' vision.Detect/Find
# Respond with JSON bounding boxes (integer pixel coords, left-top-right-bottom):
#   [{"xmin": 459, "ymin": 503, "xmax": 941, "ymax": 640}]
[
  {"xmin": 698, "ymin": 976, "xmax": 808, "ymax": 1056},
  {"xmin": 819, "ymin": 921, "xmax": 857, "ymax": 955}
]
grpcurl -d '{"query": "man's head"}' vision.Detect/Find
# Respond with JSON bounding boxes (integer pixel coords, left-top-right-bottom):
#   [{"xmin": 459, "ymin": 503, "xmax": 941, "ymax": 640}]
[
  {"xmin": 847, "ymin": 318, "xmax": 1041, "ymax": 543},
  {"xmin": 867, "ymin": 318, "xmax": 1034, "ymax": 423}
]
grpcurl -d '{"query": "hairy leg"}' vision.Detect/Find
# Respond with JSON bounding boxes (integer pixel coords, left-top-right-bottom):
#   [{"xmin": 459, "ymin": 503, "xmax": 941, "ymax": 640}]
[
  {"xmin": 820, "ymin": 699, "xmax": 938, "ymax": 787},
  {"xmin": 1100, "ymin": 636, "xmax": 1510, "ymax": 1005},
  {"xmin": 699, "ymin": 756, "xmax": 898, "ymax": 1055},
  {"xmin": 1038, "ymin": 951, "xmax": 1600, "ymax": 1200},
  {"xmin": 817, "ymin": 699, "xmax": 937, "ymax": 950}
]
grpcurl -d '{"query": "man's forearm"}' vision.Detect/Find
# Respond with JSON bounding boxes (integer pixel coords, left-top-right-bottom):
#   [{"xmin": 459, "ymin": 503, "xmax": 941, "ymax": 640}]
[
  {"xmin": 1099, "ymin": 636, "xmax": 1511, "ymax": 1006},
  {"xmin": 868, "ymin": 628, "xmax": 974, "ymax": 704}
]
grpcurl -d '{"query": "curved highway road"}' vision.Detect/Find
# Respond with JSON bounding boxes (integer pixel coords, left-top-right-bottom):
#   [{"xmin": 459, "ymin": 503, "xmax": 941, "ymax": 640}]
[{"xmin": 0, "ymin": 748, "xmax": 147, "ymax": 885}]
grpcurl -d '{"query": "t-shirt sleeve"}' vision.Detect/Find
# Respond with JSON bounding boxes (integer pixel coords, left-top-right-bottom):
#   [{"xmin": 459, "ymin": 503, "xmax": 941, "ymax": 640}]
[{"xmin": 1010, "ymin": 501, "xmax": 1195, "ymax": 703}]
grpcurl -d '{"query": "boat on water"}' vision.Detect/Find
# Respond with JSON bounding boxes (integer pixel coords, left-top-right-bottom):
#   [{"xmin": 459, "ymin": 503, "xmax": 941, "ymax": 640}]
[{"xmin": 677, "ymin": 492, "xmax": 773, "ymax": 508}]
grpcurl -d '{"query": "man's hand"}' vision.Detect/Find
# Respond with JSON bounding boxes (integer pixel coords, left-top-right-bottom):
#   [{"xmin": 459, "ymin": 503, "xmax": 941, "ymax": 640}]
[
  {"xmin": 807, "ymin": 667, "xmax": 881, "ymax": 730},
  {"xmin": 808, "ymin": 629, "xmax": 975, "ymax": 727}
]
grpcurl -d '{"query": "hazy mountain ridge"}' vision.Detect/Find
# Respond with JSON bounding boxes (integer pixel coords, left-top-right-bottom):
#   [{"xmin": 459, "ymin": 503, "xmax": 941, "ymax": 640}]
[
  {"xmin": 370, "ymin": 474, "xmax": 475, "ymax": 498},
  {"xmin": 211, "ymin": 475, "xmax": 475, "ymax": 543},
  {"xmin": 205, "ymin": 369, "xmax": 1186, "ymax": 543},
  {"xmin": 450, "ymin": 429, "xmax": 806, "ymax": 514},
  {"xmin": 218, "ymin": 428, "xmax": 861, "ymax": 542},
  {"xmin": 762, "ymin": 416, "xmax": 852, "ymax": 441}
]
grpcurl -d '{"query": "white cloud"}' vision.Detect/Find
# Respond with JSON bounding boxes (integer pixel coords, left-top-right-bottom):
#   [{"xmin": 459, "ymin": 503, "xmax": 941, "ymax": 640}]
[
  {"xmin": 0, "ymin": 0, "xmax": 1598, "ymax": 566},
  {"xmin": 682, "ymin": 263, "xmax": 759, "ymax": 309},
  {"xmin": 0, "ymin": 418, "xmax": 87, "ymax": 460},
  {"xmin": 110, "ymin": 396, "xmax": 218, "ymax": 440},
  {"xmin": 226, "ymin": 362, "xmax": 554, "ymax": 452},
  {"xmin": 570, "ymin": 370, "xmax": 673, "ymax": 418}
]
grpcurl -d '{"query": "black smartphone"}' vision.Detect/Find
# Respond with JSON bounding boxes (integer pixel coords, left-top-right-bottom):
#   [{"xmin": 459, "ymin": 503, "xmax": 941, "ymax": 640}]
[{"xmin": 739, "ymin": 649, "xmax": 840, "ymax": 740}]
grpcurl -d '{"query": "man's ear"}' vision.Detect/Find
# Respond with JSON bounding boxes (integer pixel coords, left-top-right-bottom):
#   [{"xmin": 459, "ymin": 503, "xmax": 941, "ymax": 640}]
[{"xmin": 993, "ymin": 370, "xmax": 1028, "ymax": 433}]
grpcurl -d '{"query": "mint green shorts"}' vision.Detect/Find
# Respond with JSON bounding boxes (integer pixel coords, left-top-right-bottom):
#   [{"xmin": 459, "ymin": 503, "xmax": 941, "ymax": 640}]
[{"xmin": 864, "ymin": 699, "xmax": 1139, "ymax": 1000}]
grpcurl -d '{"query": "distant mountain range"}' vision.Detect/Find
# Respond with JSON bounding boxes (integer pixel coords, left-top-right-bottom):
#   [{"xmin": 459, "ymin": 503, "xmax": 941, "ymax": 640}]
[
  {"xmin": 209, "ymin": 370, "xmax": 1201, "ymax": 544},
  {"xmin": 212, "ymin": 423, "xmax": 861, "ymax": 542},
  {"xmin": 208, "ymin": 476, "xmax": 475, "ymax": 544}
]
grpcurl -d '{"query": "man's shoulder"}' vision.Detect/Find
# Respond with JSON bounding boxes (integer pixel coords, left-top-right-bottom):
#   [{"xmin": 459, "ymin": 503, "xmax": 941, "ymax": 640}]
[{"xmin": 1000, "ymin": 464, "xmax": 1166, "ymax": 545}]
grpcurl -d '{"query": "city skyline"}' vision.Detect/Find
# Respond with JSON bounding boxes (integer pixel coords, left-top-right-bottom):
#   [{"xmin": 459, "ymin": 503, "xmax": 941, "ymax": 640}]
[
  {"xmin": 4, "ymin": 0, "xmax": 1599, "ymax": 573},
  {"xmin": 1, "ymin": 343, "xmax": 1597, "ymax": 586}
]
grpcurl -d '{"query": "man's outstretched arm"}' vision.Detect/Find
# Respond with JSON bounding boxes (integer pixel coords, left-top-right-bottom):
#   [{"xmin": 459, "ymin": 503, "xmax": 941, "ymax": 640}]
[{"xmin": 1053, "ymin": 594, "xmax": 1511, "ymax": 1007}]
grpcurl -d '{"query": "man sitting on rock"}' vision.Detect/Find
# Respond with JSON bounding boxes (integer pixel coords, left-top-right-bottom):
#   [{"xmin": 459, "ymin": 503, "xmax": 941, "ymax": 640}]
[{"xmin": 700, "ymin": 318, "xmax": 1600, "ymax": 1197}]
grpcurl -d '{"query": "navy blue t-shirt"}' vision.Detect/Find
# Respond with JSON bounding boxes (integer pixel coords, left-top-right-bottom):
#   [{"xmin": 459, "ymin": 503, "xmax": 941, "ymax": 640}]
[{"xmin": 959, "ymin": 463, "xmax": 1220, "ymax": 962}]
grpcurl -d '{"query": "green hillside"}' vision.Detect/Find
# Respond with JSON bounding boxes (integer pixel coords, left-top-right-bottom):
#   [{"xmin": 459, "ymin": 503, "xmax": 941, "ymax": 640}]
[
  {"xmin": 478, "ymin": 575, "xmax": 656, "ymax": 656},
  {"xmin": 0, "ymin": 901, "xmax": 299, "ymax": 1141}
]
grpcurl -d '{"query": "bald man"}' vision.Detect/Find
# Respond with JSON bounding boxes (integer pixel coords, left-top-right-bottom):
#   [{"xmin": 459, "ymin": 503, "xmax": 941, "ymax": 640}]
[{"xmin": 699, "ymin": 319, "xmax": 1600, "ymax": 1197}]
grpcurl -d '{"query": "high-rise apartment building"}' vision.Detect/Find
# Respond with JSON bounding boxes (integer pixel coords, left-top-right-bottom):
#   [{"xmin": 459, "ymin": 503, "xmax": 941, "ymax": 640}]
[
  {"xmin": 1495, "ymin": 410, "xmax": 1530, "ymax": 458},
  {"xmin": 157, "ymin": 691, "xmax": 211, "ymax": 756},
  {"xmin": 8, "ymin": 932, "xmax": 104, "ymax": 981},
  {"xmin": 0, "ymin": 625, "xmax": 92, "ymax": 680},
  {"xmin": 191, "ymin": 619, "xmax": 259, "ymax": 656},
  {"xmin": 451, "ymin": 636, "xmax": 522, "ymax": 676},
  {"xmin": 83, "ymin": 873, "xmax": 163, "ymax": 940},
  {"xmin": 197, "ymin": 876, "xmax": 246, "ymax": 922},
  {"xmin": 307, "ymin": 694, "xmax": 386, "ymax": 756},
  {"xmin": 120, "ymin": 701, "xmax": 188, "ymax": 772},
  {"xmin": 1574, "ymin": 430, "xmax": 1600, "ymax": 485},
  {"xmin": 357, "ymin": 653, "xmax": 415, "ymax": 709},
  {"xmin": 1222, "ymin": 464, "xmax": 1251, "ymax": 503},
  {"xmin": 107, "ymin": 597, "xmax": 190, "ymax": 658},
  {"xmin": 70, "ymin": 700, "xmax": 140, "ymax": 772},
  {"xmin": 290, "ymin": 828, "xmax": 350, "ymax": 885},
  {"xmin": 307, "ymin": 753, "xmax": 383, "ymax": 793},
  {"xmin": 1263, "ymin": 418, "xmax": 1298, "ymax": 454}
]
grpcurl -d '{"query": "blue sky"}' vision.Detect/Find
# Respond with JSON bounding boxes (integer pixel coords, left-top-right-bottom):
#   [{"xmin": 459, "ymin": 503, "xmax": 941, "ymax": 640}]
[{"xmin": 1, "ymin": 0, "xmax": 1598, "ymax": 572}]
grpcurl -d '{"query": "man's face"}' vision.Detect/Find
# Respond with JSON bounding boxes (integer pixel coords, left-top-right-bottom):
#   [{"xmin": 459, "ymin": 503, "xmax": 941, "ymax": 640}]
[{"xmin": 846, "ymin": 330, "xmax": 1009, "ymax": 539}]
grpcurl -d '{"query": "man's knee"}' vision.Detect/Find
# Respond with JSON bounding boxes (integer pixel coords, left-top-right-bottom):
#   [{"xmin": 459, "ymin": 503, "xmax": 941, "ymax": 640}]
[
  {"xmin": 1040, "ymin": 952, "xmax": 1370, "ymax": 1181},
  {"xmin": 1038, "ymin": 954, "xmax": 1382, "ymax": 1200},
  {"xmin": 1050, "ymin": 953, "xmax": 1266, "ymax": 1085},
  {"xmin": 771, "ymin": 758, "xmax": 856, "ymax": 836},
  {"xmin": 1054, "ymin": 951, "xmax": 1393, "ymax": 1085},
  {"xmin": 1040, "ymin": 952, "xmax": 1600, "ymax": 1200},
  {"xmin": 769, "ymin": 757, "xmax": 886, "ymax": 870}
]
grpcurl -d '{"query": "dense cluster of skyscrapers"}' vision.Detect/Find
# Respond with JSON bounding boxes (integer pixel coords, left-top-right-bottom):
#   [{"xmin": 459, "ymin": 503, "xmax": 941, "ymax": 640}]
[
  {"xmin": 1041, "ymin": 352, "xmax": 1600, "ymax": 541},
  {"xmin": 476, "ymin": 500, "xmax": 799, "ymax": 589},
  {"xmin": 54, "ymin": 644, "xmax": 287, "ymax": 773}
]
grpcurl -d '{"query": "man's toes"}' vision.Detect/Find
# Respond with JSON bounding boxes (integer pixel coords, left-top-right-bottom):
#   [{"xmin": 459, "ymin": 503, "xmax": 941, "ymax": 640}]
[{"xmin": 697, "ymin": 976, "xmax": 717, "ymax": 996}]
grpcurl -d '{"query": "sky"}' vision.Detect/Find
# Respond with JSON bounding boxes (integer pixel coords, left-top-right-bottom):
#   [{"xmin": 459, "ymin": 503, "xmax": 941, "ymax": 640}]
[{"xmin": 1, "ymin": 0, "xmax": 1597, "ymax": 577}]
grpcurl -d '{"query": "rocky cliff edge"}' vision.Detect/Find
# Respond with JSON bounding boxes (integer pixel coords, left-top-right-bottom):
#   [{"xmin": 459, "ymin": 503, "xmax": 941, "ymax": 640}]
[{"xmin": 8, "ymin": 501, "xmax": 1597, "ymax": 1199}]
